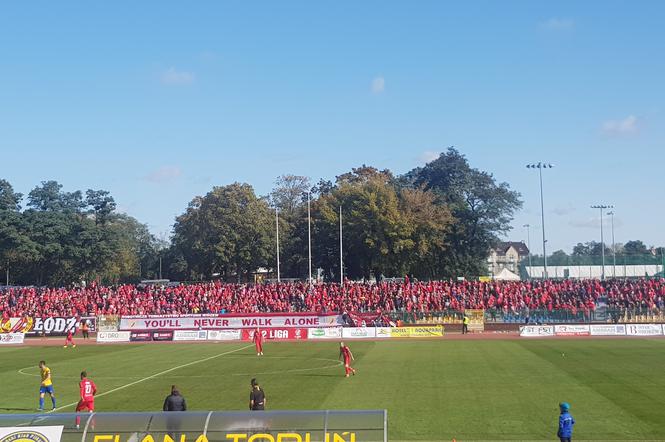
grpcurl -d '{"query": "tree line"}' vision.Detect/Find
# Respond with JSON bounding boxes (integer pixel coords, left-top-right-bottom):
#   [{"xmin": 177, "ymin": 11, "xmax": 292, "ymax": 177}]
[
  {"xmin": 1, "ymin": 148, "xmax": 522, "ymax": 286},
  {"xmin": 528, "ymin": 240, "xmax": 665, "ymax": 267}
]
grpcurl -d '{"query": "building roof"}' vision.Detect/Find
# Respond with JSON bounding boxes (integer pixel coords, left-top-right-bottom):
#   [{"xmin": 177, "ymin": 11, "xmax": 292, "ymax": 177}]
[
  {"xmin": 493, "ymin": 241, "xmax": 530, "ymax": 256},
  {"xmin": 493, "ymin": 267, "xmax": 521, "ymax": 281}
]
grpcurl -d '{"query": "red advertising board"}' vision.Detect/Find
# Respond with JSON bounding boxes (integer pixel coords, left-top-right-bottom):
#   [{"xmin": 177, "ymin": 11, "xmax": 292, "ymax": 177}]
[{"xmin": 241, "ymin": 328, "xmax": 309, "ymax": 341}]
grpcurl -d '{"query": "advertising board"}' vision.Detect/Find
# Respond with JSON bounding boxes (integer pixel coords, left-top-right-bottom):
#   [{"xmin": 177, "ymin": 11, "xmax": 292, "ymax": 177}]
[
  {"xmin": 0, "ymin": 426, "xmax": 63, "ymax": 442},
  {"xmin": 307, "ymin": 327, "xmax": 343, "ymax": 339},
  {"xmin": 465, "ymin": 309, "xmax": 485, "ymax": 332},
  {"xmin": 554, "ymin": 324, "xmax": 590, "ymax": 336},
  {"xmin": 589, "ymin": 324, "xmax": 627, "ymax": 336},
  {"xmin": 341, "ymin": 327, "xmax": 376, "ymax": 339},
  {"xmin": 1, "ymin": 316, "xmax": 96, "ymax": 336},
  {"xmin": 407, "ymin": 326, "xmax": 444, "ymax": 337},
  {"xmin": 119, "ymin": 314, "xmax": 341, "ymax": 331},
  {"xmin": 375, "ymin": 327, "xmax": 392, "ymax": 338},
  {"xmin": 173, "ymin": 330, "xmax": 209, "ymax": 341},
  {"xmin": 625, "ymin": 324, "xmax": 663, "ymax": 336},
  {"xmin": 96, "ymin": 331, "xmax": 131, "ymax": 343},
  {"xmin": 241, "ymin": 328, "xmax": 308, "ymax": 341},
  {"xmin": 151, "ymin": 331, "xmax": 174, "ymax": 341},
  {"xmin": 390, "ymin": 326, "xmax": 444, "ymax": 338},
  {"xmin": 519, "ymin": 325, "xmax": 555, "ymax": 337},
  {"xmin": 207, "ymin": 330, "xmax": 241, "ymax": 341},
  {"xmin": 0, "ymin": 333, "xmax": 25, "ymax": 345},
  {"xmin": 129, "ymin": 331, "xmax": 153, "ymax": 342},
  {"xmin": 97, "ymin": 315, "xmax": 120, "ymax": 332}
]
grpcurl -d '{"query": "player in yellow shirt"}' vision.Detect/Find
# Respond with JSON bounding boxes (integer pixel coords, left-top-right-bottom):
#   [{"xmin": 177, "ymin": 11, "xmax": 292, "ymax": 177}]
[{"xmin": 38, "ymin": 360, "xmax": 56, "ymax": 411}]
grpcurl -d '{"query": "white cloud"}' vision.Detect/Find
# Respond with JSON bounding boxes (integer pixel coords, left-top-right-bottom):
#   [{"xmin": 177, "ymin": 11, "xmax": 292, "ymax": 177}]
[
  {"xmin": 145, "ymin": 166, "xmax": 183, "ymax": 183},
  {"xmin": 552, "ymin": 204, "xmax": 576, "ymax": 216},
  {"xmin": 569, "ymin": 218, "xmax": 600, "ymax": 229},
  {"xmin": 602, "ymin": 115, "xmax": 639, "ymax": 135},
  {"xmin": 161, "ymin": 67, "xmax": 195, "ymax": 85},
  {"xmin": 371, "ymin": 76, "xmax": 385, "ymax": 94},
  {"xmin": 541, "ymin": 18, "xmax": 575, "ymax": 31},
  {"xmin": 420, "ymin": 151, "xmax": 439, "ymax": 164}
]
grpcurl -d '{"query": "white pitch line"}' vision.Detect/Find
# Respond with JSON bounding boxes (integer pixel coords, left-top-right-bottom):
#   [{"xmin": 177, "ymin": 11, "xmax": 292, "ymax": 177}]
[
  {"xmin": 19, "ymin": 355, "xmax": 342, "ymax": 380},
  {"xmin": 48, "ymin": 344, "xmax": 253, "ymax": 413}
]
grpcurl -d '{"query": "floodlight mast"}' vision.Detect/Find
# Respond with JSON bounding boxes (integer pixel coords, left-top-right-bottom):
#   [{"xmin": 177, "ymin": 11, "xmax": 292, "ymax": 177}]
[{"xmin": 526, "ymin": 163, "xmax": 554, "ymax": 279}]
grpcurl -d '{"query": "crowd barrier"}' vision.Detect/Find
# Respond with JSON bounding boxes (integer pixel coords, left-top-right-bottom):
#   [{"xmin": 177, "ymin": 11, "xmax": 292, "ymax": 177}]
[{"xmin": 519, "ymin": 323, "xmax": 665, "ymax": 337}]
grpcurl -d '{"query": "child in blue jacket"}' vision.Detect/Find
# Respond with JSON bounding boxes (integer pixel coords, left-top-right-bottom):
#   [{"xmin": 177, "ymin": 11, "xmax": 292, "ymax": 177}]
[{"xmin": 558, "ymin": 402, "xmax": 576, "ymax": 442}]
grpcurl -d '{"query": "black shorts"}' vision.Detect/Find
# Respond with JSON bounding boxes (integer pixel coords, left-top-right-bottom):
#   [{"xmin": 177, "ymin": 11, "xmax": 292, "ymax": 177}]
[
  {"xmin": 559, "ymin": 437, "xmax": 571, "ymax": 442},
  {"xmin": 252, "ymin": 404, "xmax": 265, "ymax": 411}
]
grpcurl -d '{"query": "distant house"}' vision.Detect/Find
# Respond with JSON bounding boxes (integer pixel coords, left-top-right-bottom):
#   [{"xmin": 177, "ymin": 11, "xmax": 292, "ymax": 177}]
[{"xmin": 487, "ymin": 241, "xmax": 530, "ymax": 277}]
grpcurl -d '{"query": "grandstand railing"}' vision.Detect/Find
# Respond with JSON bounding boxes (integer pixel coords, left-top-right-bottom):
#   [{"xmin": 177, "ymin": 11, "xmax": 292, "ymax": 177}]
[
  {"xmin": 388, "ymin": 308, "xmax": 665, "ymax": 324},
  {"xmin": 0, "ymin": 410, "xmax": 388, "ymax": 442}
]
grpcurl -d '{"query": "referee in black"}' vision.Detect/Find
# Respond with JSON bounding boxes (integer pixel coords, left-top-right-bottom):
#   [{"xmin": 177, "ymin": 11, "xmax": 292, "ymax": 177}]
[{"xmin": 249, "ymin": 378, "xmax": 266, "ymax": 411}]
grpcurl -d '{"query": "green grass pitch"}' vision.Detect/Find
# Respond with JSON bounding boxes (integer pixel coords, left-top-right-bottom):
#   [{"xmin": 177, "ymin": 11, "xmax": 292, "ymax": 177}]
[{"xmin": 2, "ymin": 339, "xmax": 665, "ymax": 441}]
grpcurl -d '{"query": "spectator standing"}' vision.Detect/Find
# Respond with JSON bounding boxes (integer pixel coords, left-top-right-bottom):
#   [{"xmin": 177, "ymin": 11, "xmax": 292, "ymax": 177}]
[
  {"xmin": 81, "ymin": 321, "xmax": 90, "ymax": 339},
  {"xmin": 163, "ymin": 385, "xmax": 187, "ymax": 411},
  {"xmin": 557, "ymin": 402, "xmax": 575, "ymax": 442}
]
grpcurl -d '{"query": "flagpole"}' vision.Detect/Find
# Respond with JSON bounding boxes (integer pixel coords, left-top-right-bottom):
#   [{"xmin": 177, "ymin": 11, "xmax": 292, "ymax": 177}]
[
  {"xmin": 307, "ymin": 191, "xmax": 312, "ymax": 284},
  {"xmin": 339, "ymin": 206, "xmax": 343, "ymax": 286},
  {"xmin": 276, "ymin": 207, "xmax": 280, "ymax": 283}
]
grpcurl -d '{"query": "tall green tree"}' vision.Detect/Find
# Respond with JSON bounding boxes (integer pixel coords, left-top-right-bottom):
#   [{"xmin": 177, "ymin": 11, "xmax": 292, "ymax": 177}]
[
  {"xmin": 0, "ymin": 179, "xmax": 22, "ymax": 212},
  {"xmin": 172, "ymin": 183, "xmax": 274, "ymax": 281},
  {"xmin": 623, "ymin": 240, "xmax": 648, "ymax": 255},
  {"xmin": 0, "ymin": 179, "xmax": 159, "ymax": 285},
  {"xmin": 269, "ymin": 175, "xmax": 311, "ymax": 278},
  {"xmin": 404, "ymin": 148, "xmax": 522, "ymax": 276},
  {"xmin": 314, "ymin": 167, "xmax": 445, "ymax": 280}
]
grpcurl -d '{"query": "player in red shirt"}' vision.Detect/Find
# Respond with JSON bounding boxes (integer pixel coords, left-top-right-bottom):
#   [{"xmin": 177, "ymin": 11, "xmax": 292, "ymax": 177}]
[
  {"xmin": 64, "ymin": 328, "xmax": 76, "ymax": 349},
  {"xmin": 339, "ymin": 342, "xmax": 356, "ymax": 377},
  {"xmin": 253, "ymin": 328, "xmax": 264, "ymax": 356},
  {"xmin": 75, "ymin": 371, "xmax": 97, "ymax": 429}
]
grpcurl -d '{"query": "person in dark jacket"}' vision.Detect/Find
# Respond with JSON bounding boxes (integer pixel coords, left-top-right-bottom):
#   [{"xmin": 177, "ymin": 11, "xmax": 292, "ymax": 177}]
[
  {"xmin": 557, "ymin": 402, "xmax": 575, "ymax": 442},
  {"xmin": 249, "ymin": 378, "xmax": 266, "ymax": 411},
  {"xmin": 163, "ymin": 385, "xmax": 187, "ymax": 411}
]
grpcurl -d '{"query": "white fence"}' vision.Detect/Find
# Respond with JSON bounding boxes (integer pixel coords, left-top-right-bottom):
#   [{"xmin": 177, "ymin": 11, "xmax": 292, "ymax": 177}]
[{"xmin": 526, "ymin": 264, "xmax": 663, "ymax": 279}]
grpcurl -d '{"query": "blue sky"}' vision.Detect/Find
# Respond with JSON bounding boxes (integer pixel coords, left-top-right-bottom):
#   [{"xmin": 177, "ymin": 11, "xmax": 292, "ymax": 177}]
[{"xmin": 1, "ymin": 1, "xmax": 664, "ymax": 253}]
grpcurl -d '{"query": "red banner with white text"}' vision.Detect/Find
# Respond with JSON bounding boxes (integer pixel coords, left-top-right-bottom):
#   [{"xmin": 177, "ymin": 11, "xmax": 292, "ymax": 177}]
[{"xmin": 241, "ymin": 328, "xmax": 309, "ymax": 341}]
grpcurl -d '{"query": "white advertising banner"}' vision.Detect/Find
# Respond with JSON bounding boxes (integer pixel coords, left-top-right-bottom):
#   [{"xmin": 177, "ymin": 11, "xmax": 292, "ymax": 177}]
[
  {"xmin": 625, "ymin": 324, "xmax": 663, "ymax": 336},
  {"xmin": 96, "ymin": 331, "xmax": 131, "ymax": 343},
  {"xmin": 207, "ymin": 329, "xmax": 242, "ymax": 341},
  {"xmin": 307, "ymin": 327, "xmax": 343, "ymax": 339},
  {"xmin": 375, "ymin": 327, "xmax": 392, "ymax": 338},
  {"xmin": 0, "ymin": 427, "xmax": 64, "ymax": 442},
  {"xmin": 519, "ymin": 325, "xmax": 555, "ymax": 337},
  {"xmin": 589, "ymin": 324, "xmax": 627, "ymax": 336},
  {"xmin": 342, "ymin": 327, "xmax": 376, "ymax": 339},
  {"xmin": 554, "ymin": 324, "xmax": 590, "ymax": 336},
  {"xmin": 0, "ymin": 333, "xmax": 25, "ymax": 345},
  {"xmin": 119, "ymin": 314, "xmax": 341, "ymax": 331},
  {"xmin": 173, "ymin": 330, "xmax": 209, "ymax": 341}
]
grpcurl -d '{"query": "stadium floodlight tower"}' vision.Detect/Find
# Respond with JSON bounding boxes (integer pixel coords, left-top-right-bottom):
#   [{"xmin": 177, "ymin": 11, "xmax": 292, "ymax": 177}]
[
  {"xmin": 607, "ymin": 210, "xmax": 617, "ymax": 278},
  {"xmin": 591, "ymin": 204, "xmax": 613, "ymax": 280},
  {"xmin": 523, "ymin": 223, "xmax": 532, "ymax": 277},
  {"xmin": 526, "ymin": 163, "xmax": 554, "ymax": 279}
]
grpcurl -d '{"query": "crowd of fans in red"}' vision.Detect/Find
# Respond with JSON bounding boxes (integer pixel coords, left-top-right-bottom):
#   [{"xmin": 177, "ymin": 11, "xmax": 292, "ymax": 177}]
[{"xmin": 1, "ymin": 278, "xmax": 664, "ymax": 319}]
